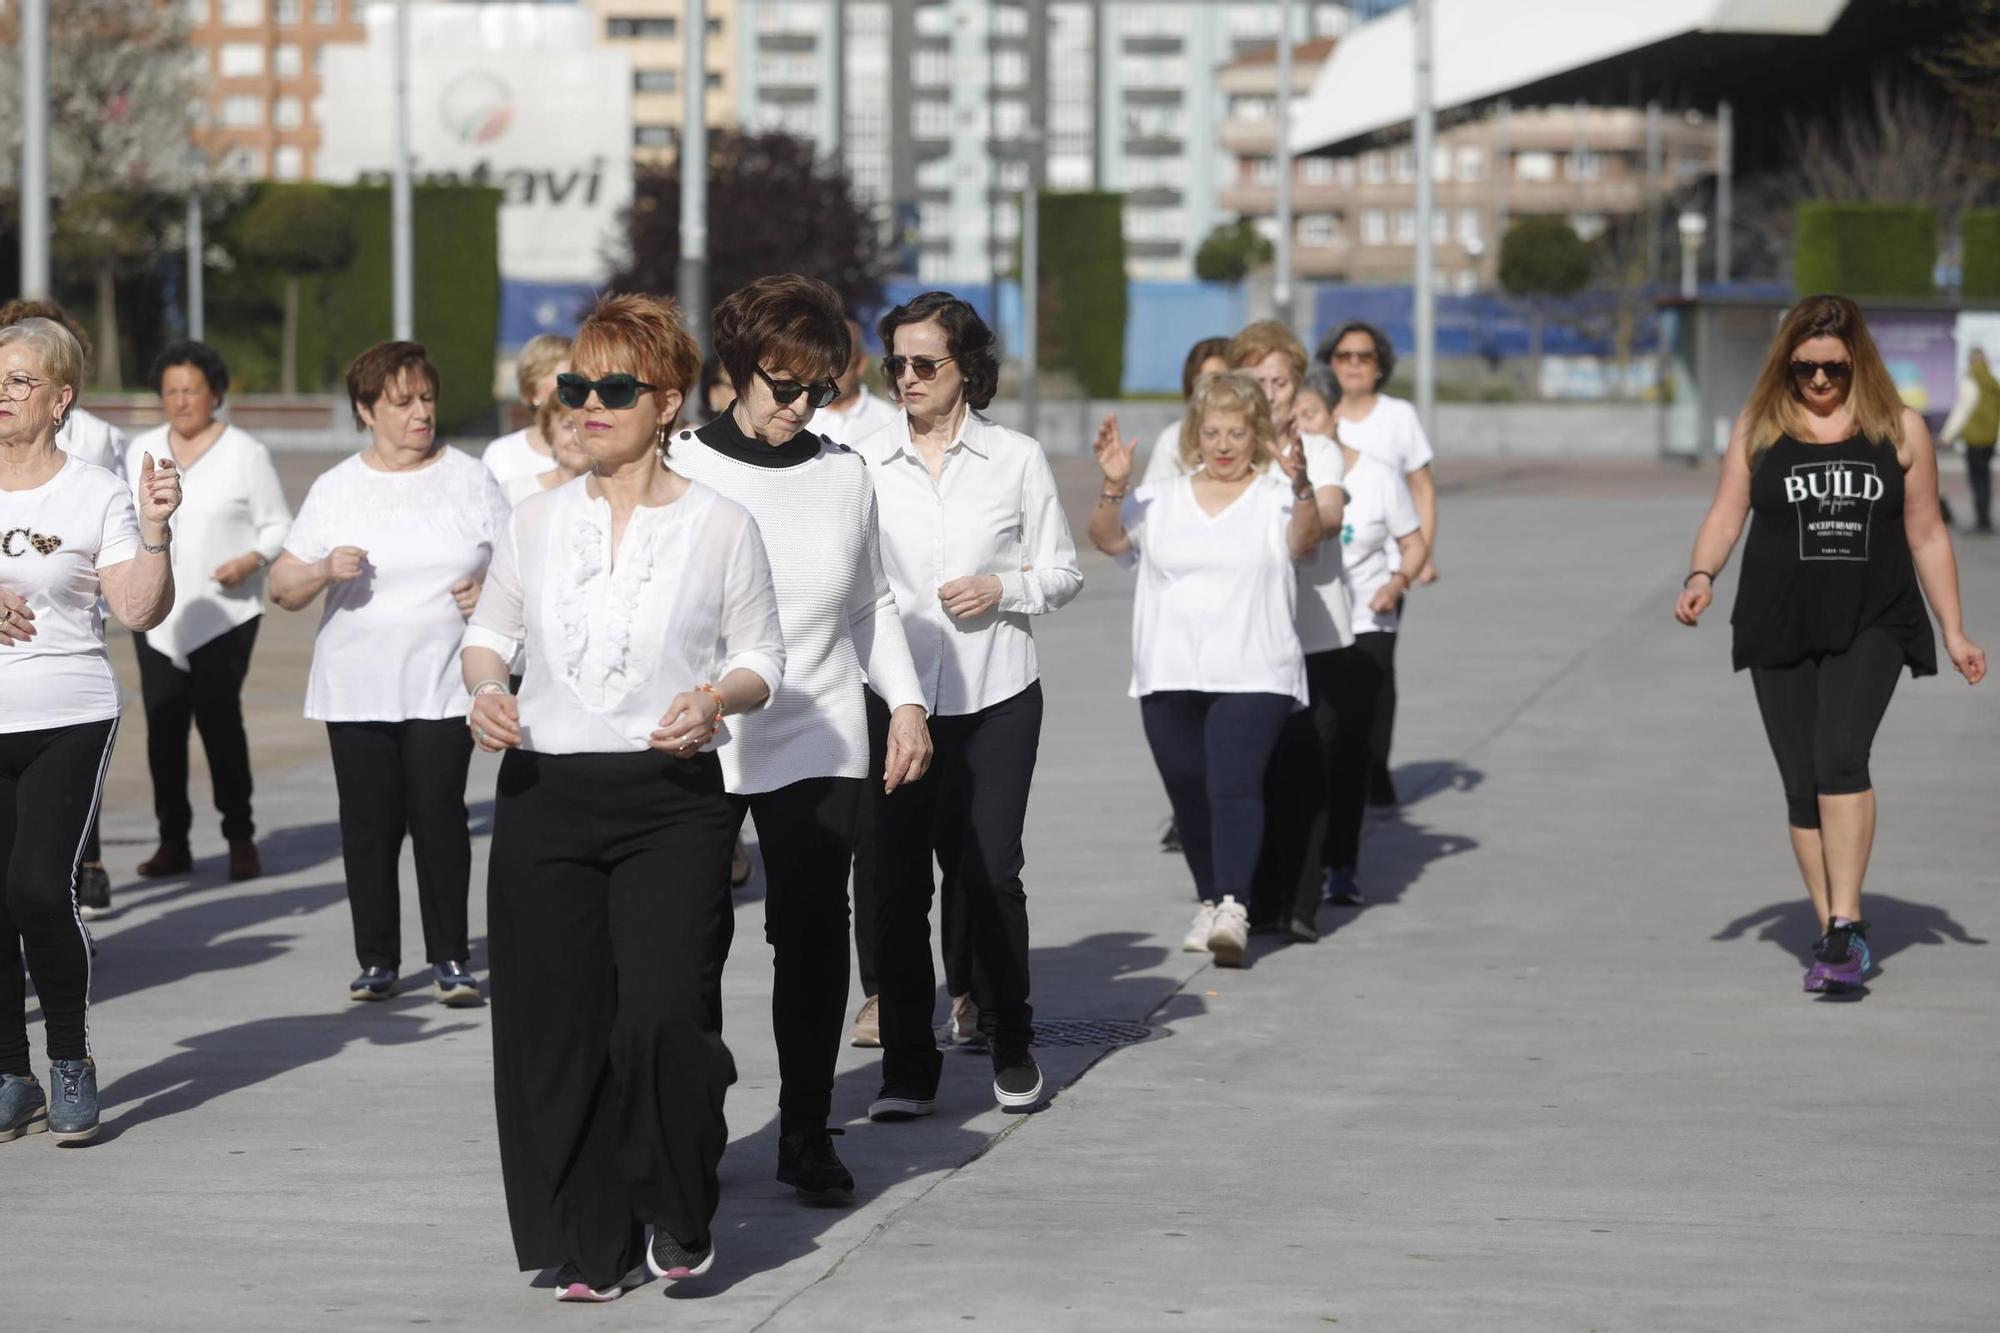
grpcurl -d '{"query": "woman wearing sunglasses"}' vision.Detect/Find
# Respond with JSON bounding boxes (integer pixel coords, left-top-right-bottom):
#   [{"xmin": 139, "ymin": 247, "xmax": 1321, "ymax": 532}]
[
  {"xmin": 669, "ymin": 274, "xmax": 930, "ymax": 1204},
  {"xmin": 269, "ymin": 341, "xmax": 510, "ymax": 1005},
  {"xmin": 853, "ymin": 292, "xmax": 1081, "ymax": 1120},
  {"xmin": 464, "ymin": 294, "xmax": 784, "ymax": 1302},
  {"xmin": 1677, "ymin": 294, "xmax": 1985, "ymax": 995}
]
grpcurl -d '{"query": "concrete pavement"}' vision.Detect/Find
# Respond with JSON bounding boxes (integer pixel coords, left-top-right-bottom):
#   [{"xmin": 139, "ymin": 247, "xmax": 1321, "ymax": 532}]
[{"xmin": 14, "ymin": 459, "xmax": 1999, "ymax": 1330}]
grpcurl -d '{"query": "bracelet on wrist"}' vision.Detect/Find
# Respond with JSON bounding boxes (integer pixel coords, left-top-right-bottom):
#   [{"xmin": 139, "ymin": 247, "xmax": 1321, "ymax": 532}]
[
  {"xmin": 139, "ymin": 532, "xmax": 171, "ymax": 555},
  {"xmin": 470, "ymin": 678, "xmax": 511, "ymax": 699},
  {"xmin": 1684, "ymin": 569, "xmax": 1717, "ymax": 588},
  {"xmin": 696, "ymin": 682, "xmax": 727, "ymax": 734}
]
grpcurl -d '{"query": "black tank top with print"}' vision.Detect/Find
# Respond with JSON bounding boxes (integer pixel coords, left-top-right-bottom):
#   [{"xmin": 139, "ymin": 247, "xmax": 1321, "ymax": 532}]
[{"xmin": 1729, "ymin": 434, "xmax": 1937, "ymax": 675}]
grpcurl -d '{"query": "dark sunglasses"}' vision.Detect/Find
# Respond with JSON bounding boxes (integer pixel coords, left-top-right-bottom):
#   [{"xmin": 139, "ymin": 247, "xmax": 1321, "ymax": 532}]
[
  {"xmin": 555, "ymin": 372, "xmax": 655, "ymax": 410},
  {"xmin": 1332, "ymin": 349, "xmax": 1377, "ymax": 365},
  {"xmin": 754, "ymin": 364, "xmax": 839, "ymax": 410},
  {"xmin": 882, "ymin": 354, "xmax": 956, "ymax": 382},
  {"xmin": 1789, "ymin": 359, "xmax": 1853, "ymax": 385}
]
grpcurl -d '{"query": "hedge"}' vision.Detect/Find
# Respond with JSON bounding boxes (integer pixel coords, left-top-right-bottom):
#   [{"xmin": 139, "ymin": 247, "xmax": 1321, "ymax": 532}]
[
  {"xmin": 1035, "ymin": 191, "xmax": 1127, "ymax": 399},
  {"xmin": 1961, "ymin": 209, "xmax": 2000, "ymax": 301},
  {"xmin": 1793, "ymin": 203, "xmax": 1936, "ymax": 300}
]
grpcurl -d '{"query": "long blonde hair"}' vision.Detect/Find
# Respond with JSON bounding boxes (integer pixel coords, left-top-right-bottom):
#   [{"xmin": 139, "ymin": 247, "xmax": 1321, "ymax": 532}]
[
  {"xmin": 1179, "ymin": 371, "xmax": 1277, "ymax": 472},
  {"xmin": 1742, "ymin": 294, "xmax": 1904, "ymax": 467}
]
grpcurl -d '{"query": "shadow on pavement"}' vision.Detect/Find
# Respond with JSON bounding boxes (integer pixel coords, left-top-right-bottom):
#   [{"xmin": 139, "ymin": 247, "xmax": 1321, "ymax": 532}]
[{"xmin": 1712, "ymin": 893, "xmax": 1989, "ymax": 968}]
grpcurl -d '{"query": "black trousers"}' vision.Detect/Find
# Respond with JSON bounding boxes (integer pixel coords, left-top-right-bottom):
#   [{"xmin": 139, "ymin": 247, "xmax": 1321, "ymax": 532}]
[
  {"xmin": 856, "ymin": 690, "xmax": 972, "ymax": 1001},
  {"xmin": 1322, "ymin": 633, "xmax": 1397, "ymax": 874},
  {"xmin": 325, "ymin": 719, "xmax": 474, "ymax": 970},
  {"xmin": 729, "ymin": 775, "xmax": 862, "ymax": 1134},
  {"xmin": 490, "ymin": 748, "xmax": 737, "ymax": 1287},
  {"xmin": 1140, "ymin": 691, "xmax": 1295, "ymax": 904},
  {"xmin": 134, "ymin": 617, "xmax": 260, "ymax": 844},
  {"xmin": 1750, "ymin": 627, "xmax": 1904, "ymax": 830},
  {"xmin": 873, "ymin": 683, "xmax": 1042, "ymax": 1093},
  {"xmin": 1252, "ymin": 702, "xmax": 1327, "ymax": 926},
  {"xmin": 0, "ymin": 719, "xmax": 116, "ymax": 1075},
  {"xmin": 1968, "ymin": 445, "xmax": 1993, "ymax": 529},
  {"xmin": 1368, "ymin": 619, "xmax": 1401, "ymax": 798}
]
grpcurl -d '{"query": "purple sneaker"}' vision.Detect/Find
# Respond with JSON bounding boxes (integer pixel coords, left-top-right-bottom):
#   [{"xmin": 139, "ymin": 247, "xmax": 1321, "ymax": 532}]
[{"xmin": 1804, "ymin": 919, "xmax": 1872, "ymax": 993}]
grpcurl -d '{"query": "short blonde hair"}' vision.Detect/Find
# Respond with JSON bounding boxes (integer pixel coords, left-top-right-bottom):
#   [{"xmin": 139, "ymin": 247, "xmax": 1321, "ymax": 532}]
[
  {"xmin": 514, "ymin": 333, "xmax": 573, "ymax": 405},
  {"xmin": 1227, "ymin": 319, "xmax": 1308, "ymax": 381},
  {"xmin": 0, "ymin": 318, "xmax": 85, "ymax": 426},
  {"xmin": 1179, "ymin": 371, "xmax": 1277, "ymax": 472}
]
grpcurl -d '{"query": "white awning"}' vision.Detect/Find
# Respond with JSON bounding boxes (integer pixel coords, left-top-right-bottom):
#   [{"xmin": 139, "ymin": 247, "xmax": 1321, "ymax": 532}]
[{"xmin": 1294, "ymin": 0, "xmax": 1849, "ymax": 152}]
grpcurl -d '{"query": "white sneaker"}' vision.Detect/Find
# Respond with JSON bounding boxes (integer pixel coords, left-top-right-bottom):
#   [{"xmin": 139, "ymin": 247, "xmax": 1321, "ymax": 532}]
[
  {"xmin": 1182, "ymin": 902, "xmax": 1219, "ymax": 952},
  {"xmin": 1206, "ymin": 896, "xmax": 1250, "ymax": 967}
]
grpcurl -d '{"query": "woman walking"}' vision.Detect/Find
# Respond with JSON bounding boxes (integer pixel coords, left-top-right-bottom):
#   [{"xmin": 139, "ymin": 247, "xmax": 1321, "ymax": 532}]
[
  {"xmin": 465, "ymin": 294, "xmax": 784, "ymax": 1301},
  {"xmin": 1939, "ymin": 346, "xmax": 2000, "ymax": 533},
  {"xmin": 669, "ymin": 275, "xmax": 930, "ymax": 1201},
  {"xmin": 481, "ymin": 333, "xmax": 572, "ymax": 490},
  {"xmin": 123, "ymin": 341, "xmax": 291, "ymax": 888},
  {"xmin": 269, "ymin": 342, "xmax": 509, "ymax": 1005},
  {"xmin": 499, "ymin": 394, "xmax": 591, "ymax": 507},
  {"xmin": 1090, "ymin": 372, "xmax": 1323, "ymax": 966},
  {"xmin": 1676, "ymin": 295, "xmax": 1984, "ymax": 993},
  {"xmin": 0, "ymin": 318, "xmax": 180, "ymax": 1144},
  {"xmin": 857, "ymin": 292, "xmax": 1081, "ymax": 1119}
]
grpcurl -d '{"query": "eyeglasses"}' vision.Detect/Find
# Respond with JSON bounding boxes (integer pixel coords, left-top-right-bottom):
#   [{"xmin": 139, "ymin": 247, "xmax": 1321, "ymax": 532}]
[
  {"xmin": 754, "ymin": 365, "xmax": 839, "ymax": 410},
  {"xmin": 1331, "ymin": 350, "xmax": 1377, "ymax": 366},
  {"xmin": 555, "ymin": 372, "xmax": 656, "ymax": 411},
  {"xmin": 882, "ymin": 355, "xmax": 956, "ymax": 383},
  {"xmin": 1789, "ymin": 359, "xmax": 1853, "ymax": 386},
  {"xmin": 0, "ymin": 374, "xmax": 48, "ymax": 402}
]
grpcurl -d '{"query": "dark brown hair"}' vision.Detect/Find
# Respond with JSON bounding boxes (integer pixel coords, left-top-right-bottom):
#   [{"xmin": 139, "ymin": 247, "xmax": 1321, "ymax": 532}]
[
  {"xmin": 345, "ymin": 341, "xmax": 439, "ymax": 429},
  {"xmin": 711, "ymin": 275, "xmax": 850, "ymax": 397},
  {"xmin": 877, "ymin": 290, "xmax": 1000, "ymax": 410},
  {"xmin": 1315, "ymin": 320, "xmax": 1396, "ymax": 390},
  {"xmin": 1180, "ymin": 336, "xmax": 1232, "ymax": 401},
  {"xmin": 572, "ymin": 292, "xmax": 701, "ymax": 435}
]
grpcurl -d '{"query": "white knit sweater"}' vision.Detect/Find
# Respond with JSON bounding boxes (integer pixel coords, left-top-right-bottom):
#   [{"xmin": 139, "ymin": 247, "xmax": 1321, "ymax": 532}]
[{"xmin": 668, "ymin": 423, "xmax": 925, "ymax": 794}]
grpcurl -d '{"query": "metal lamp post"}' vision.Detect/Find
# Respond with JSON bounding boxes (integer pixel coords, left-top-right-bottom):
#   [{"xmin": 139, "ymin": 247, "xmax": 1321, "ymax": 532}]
[{"xmin": 1677, "ymin": 210, "xmax": 1707, "ymax": 301}]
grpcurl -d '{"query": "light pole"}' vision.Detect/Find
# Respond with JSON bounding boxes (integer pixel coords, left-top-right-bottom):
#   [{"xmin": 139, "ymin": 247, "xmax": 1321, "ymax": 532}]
[
  {"xmin": 391, "ymin": 0, "xmax": 414, "ymax": 340},
  {"xmin": 18, "ymin": 0, "xmax": 51, "ymax": 300},
  {"xmin": 1412, "ymin": 0, "xmax": 1436, "ymax": 438},
  {"xmin": 1273, "ymin": 0, "xmax": 1294, "ymax": 330},
  {"xmin": 186, "ymin": 186, "xmax": 206, "ymax": 343},
  {"xmin": 680, "ymin": 0, "xmax": 711, "ymax": 357},
  {"xmin": 1678, "ymin": 210, "xmax": 1707, "ymax": 301}
]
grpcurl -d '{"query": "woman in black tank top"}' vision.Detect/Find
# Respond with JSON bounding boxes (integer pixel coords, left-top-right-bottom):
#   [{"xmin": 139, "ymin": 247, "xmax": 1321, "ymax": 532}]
[{"xmin": 1674, "ymin": 295, "xmax": 1985, "ymax": 995}]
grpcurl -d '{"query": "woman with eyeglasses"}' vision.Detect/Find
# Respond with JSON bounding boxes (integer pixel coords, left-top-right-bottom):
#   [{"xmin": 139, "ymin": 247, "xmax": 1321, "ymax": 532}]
[
  {"xmin": 1677, "ymin": 294, "xmax": 1985, "ymax": 995},
  {"xmin": 669, "ymin": 274, "xmax": 930, "ymax": 1204},
  {"xmin": 465, "ymin": 294, "xmax": 783, "ymax": 1302},
  {"xmin": 268, "ymin": 341, "xmax": 510, "ymax": 1006},
  {"xmin": 852, "ymin": 292, "xmax": 1081, "ymax": 1120},
  {"xmin": 0, "ymin": 318, "xmax": 180, "ymax": 1145}
]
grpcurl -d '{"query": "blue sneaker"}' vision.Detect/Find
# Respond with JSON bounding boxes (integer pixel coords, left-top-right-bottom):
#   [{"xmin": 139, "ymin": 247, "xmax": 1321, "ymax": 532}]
[
  {"xmin": 47, "ymin": 1059, "xmax": 98, "ymax": 1143},
  {"xmin": 1322, "ymin": 868, "xmax": 1364, "ymax": 906},
  {"xmin": 1804, "ymin": 919, "xmax": 1872, "ymax": 993},
  {"xmin": 349, "ymin": 966, "xmax": 397, "ymax": 1002},
  {"xmin": 432, "ymin": 961, "xmax": 482, "ymax": 1007},
  {"xmin": 0, "ymin": 1072, "xmax": 48, "ymax": 1142}
]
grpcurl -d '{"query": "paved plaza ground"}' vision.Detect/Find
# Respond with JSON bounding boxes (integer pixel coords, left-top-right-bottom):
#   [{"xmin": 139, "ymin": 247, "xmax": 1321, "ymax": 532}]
[{"xmin": 14, "ymin": 455, "xmax": 1999, "ymax": 1329}]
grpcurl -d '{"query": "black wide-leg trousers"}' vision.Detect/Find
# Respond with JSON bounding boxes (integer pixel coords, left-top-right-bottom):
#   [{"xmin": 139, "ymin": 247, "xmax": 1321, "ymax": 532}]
[{"xmin": 490, "ymin": 747, "xmax": 738, "ymax": 1288}]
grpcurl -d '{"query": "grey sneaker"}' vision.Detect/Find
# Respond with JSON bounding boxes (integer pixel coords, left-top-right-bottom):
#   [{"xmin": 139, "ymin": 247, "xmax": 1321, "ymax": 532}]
[
  {"xmin": 0, "ymin": 1072, "xmax": 48, "ymax": 1142},
  {"xmin": 47, "ymin": 1059, "xmax": 98, "ymax": 1143},
  {"xmin": 432, "ymin": 961, "xmax": 482, "ymax": 1007},
  {"xmin": 75, "ymin": 863, "xmax": 112, "ymax": 920}
]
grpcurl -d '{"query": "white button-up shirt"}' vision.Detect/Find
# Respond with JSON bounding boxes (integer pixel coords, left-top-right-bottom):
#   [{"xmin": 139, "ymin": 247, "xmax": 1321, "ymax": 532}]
[{"xmin": 852, "ymin": 410, "xmax": 1083, "ymax": 717}]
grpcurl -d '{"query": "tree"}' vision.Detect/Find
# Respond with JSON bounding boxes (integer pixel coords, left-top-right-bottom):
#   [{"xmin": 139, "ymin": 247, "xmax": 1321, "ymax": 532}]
[
  {"xmin": 235, "ymin": 187, "xmax": 356, "ymax": 395},
  {"xmin": 1193, "ymin": 219, "xmax": 1275, "ymax": 283},
  {"xmin": 1499, "ymin": 216, "xmax": 1592, "ymax": 398},
  {"xmin": 609, "ymin": 131, "xmax": 886, "ymax": 314}
]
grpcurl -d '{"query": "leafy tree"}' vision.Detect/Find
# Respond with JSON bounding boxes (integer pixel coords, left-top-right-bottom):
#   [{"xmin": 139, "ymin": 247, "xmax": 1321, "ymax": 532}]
[
  {"xmin": 1194, "ymin": 219, "xmax": 1275, "ymax": 283},
  {"xmin": 609, "ymin": 131, "xmax": 886, "ymax": 315},
  {"xmin": 1499, "ymin": 215, "xmax": 1592, "ymax": 397},
  {"xmin": 235, "ymin": 187, "xmax": 356, "ymax": 395}
]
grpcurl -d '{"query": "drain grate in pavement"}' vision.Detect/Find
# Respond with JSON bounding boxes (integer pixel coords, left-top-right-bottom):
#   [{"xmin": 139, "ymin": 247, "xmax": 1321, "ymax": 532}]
[{"xmin": 1028, "ymin": 1018, "xmax": 1154, "ymax": 1048}]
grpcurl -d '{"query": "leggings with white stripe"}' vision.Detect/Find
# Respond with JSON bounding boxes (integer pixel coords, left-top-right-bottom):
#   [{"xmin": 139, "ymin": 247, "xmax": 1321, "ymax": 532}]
[{"xmin": 0, "ymin": 718, "xmax": 117, "ymax": 1075}]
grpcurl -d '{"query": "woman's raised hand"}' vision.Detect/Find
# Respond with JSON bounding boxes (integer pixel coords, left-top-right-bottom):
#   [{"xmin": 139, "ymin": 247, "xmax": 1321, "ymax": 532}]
[
  {"xmin": 1093, "ymin": 414, "xmax": 1136, "ymax": 485},
  {"xmin": 138, "ymin": 453, "xmax": 182, "ymax": 531}
]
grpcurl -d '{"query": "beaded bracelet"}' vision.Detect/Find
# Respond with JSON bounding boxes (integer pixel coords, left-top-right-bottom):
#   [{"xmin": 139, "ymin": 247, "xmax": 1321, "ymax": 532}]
[{"xmin": 696, "ymin": 682, "xmax": 727, "ymax": 736}]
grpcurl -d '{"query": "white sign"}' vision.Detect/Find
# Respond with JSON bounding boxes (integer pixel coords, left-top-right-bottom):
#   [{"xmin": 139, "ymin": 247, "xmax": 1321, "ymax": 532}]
[{"xmin": 316, "ymin": 9, "xmax": 632, "ymax": 284}]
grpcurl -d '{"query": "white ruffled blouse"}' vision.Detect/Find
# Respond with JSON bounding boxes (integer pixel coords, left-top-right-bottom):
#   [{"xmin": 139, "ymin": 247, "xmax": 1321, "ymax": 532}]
[{"xmin": 462, "ymin": 475, "xmax": 785, "ymax": 755}]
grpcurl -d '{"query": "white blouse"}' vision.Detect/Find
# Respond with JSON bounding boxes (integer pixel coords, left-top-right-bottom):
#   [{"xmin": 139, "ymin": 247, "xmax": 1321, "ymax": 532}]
[
  {"xmin": 816, "ymin": 384, "xmax": 903, "ymax": 448},
  {"xmin": 462, "ymin": 477, "xmax": 785, "ymax": 754},
  {"xmin": 852, "ymin": 411, "xmax": 1082, "ymax": 716},
  {"xmin": 124, "ymin": 424, "xmax": 291, "ymax": 669},
  {"xmin": 283, "ymin": 447, "xmax": 509, "ymax": 723},
  {"xmin": 1119, "ymin": 471, "xmax": 1309, "ymax": 708},
  {"xmin": 480, "ymin": 428, "xmax": 557, "ymax": 489},
  {"xmin": 1340, "ymin": 451, "xmax": 1422, "ymax": 637},
  {"xmin": 57, "ymin": 408, "xmax": 127, "ymax": 475}
]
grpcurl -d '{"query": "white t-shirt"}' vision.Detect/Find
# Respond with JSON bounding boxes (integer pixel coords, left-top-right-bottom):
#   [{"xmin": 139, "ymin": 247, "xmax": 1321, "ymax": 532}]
[
  {"xmin": 0, "ymin": 454, "xmax": 140, "ymax": 733},
  {"xmin": 1336, "ymin": 395, "xmax": 1434, "ymax": 475},
  {"xmin": 480, "ymin": 428, "xmax": 557, "ymax": 489},
  {"xmin": 125, "ymin": 424, "xmax": 292, "ymax": 668},
  {"xmin": 502, "ymin": 471, "xmax": 558, "ymax": 508},
  {"xmin": 56, "ymin": 408, "xmax": 128, "ymax": 475},
  {"xmin": 815, "ymin": 385, "xmax": 902, "ymax": 448},
  {"xmin": 1118, "ymin": 471, "xmax": 1308, "ymax": 708},
  {"xmin": 1340, "ymin": 451, "xmax": 1421, "ymax": 637},
  {"xmin": 463, "ymin": 478, "xmax": 786, "ymax": 754},
  {"xmin": 1140, "ymin": 419, "xmax": 1186, "ymax": 486},
  {"xmin": 284, "ymin": 447, "xmax": 510, "ymax": 722}
]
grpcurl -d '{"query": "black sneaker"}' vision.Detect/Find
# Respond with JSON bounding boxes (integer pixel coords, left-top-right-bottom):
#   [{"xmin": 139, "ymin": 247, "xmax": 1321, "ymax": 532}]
[
  {"xmin": 646, "ymin": 1230, "xmax": 715, "ymax": 1285},
  {"xmin": 992, "ymin": 1049, "xmax": 1044, "ymax": 1110},
  {"xmin": 1159, "ymin": 816, "xmax": 1180, "ymax": 854},
  {"xmin": 777, "ymin": 1127, "xmax": 854, "ymax": 1203},
  {"xmin": 75, "ymin": 863, "xmax": 111, "ymax": 920},
  {"xmin": 348, "ymin": 966, "xmax": 397, "ymax": 1001},
  {"xmin": 867, "ymin": 1086, "xmax": 937, "ymax": 1122}
]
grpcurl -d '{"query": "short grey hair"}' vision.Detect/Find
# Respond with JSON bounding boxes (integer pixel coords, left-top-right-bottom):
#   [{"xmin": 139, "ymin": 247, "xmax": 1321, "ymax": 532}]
[{"xmin": 0, "ymin": 317, "xmax": 85, "ymax": 399}]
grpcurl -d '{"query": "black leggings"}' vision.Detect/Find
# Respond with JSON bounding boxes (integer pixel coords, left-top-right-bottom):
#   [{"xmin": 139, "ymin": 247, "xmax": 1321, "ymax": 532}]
[
  {"xmin": 1140, "ymin": 691, "xmax": 1295, "ymax": 904},
  {"xmin": 0, "ymin": 718, "xmax": 117, "ymax": 1075},
  {"xmin": 135, "ymin": 617, "xmax": 260, "ymax": 844},
  {"xmin": 1968, "ymin": 445, "xmax": 1993, "ymax": 530},
  {"xmin": 1750, "ymin": 627, "xmax": 1904, "ymax": 830},
  {"xmin": 1322, "ymin": 633, "xmax": 1397, "ymax": 872}
]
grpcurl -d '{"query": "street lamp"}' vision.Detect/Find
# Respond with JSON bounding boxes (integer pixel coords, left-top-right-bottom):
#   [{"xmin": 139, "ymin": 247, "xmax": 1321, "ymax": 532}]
[{"xmin": 1677, "ymin": 210, "xmax": 1707, "ymax": 301}]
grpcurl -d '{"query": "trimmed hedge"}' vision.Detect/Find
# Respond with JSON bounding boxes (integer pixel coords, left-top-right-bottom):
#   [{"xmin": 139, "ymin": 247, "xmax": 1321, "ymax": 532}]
[
  {"xmin": 1793, "ymin": 203, "xmax": 1936, "ymax": 299},
  {"xmin": 1961, "ymin": 208, "xmax": 2000, "ymax": 301},
  {"xmin": 1035, "ymin": 191, "xmax": 1127, "ymax": 399}
]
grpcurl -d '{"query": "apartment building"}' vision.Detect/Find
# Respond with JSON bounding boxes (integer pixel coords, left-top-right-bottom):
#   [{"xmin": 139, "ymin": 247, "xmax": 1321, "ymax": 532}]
[
  {"xmin": 185, "ymin": 0, "xmax": 366, "ymax": 181},
  {"xmin": 1218, "ymin": 41, "xmax": 1724, "ymax": 291},
  {"xmin": 581, "ymin": 0, "xmax": 743, "ymax": 163}
]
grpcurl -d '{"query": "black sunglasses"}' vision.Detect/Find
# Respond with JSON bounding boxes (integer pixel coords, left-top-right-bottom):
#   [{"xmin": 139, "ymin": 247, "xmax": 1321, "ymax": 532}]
[
  {"xmin": 1789, "ymin": 359, "xmax": 1853, "ymax": 385},
  {"xmin": 882, "ymin": 354, "xmax": 955, "ymax": 383},
  {"xmin": 754, "ymin": 365, "xmax": 839, "ymax": 410},
  {"xmin": 555, "ymin": 372, "xmax": 656, "ymax": 411}
]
